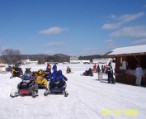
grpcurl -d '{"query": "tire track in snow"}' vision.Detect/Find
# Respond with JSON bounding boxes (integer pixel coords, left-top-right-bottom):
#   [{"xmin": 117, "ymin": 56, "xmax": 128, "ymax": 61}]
[{"xmin": 67, "ymin": 73, "xmax": 146, "ymax": 119}]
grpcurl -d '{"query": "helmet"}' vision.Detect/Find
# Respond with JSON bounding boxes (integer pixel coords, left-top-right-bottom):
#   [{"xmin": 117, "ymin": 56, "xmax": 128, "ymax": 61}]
[
  {"xmin": 38, "ymin": 69, "xmax": 44, "ymax": 75},
  {"xmin": 57, "ymin": 70, "xmax": 62, "ymax": 75}
]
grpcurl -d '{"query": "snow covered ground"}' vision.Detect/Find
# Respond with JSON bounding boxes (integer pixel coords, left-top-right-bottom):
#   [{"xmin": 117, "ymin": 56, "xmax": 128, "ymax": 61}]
[{"xmin": 0, "ymin": 63, "xmax": 146, "ymax": 119}]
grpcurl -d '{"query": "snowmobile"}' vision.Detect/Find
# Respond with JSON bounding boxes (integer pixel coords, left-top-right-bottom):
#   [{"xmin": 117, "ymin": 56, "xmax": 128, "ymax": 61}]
[
  {"xmin": 10, "ymin": 76, "xmax": 38, "ymax": 98},
  {"xmin": 66, "ymin": 66, "xmax": 71, "ymax": 74},
  {"xmin": 10, "ymin": 66, "xmax": 23, "ymax": 78},
  {"xmin": 81, "ymin": 68, "xmax": 93, "ymax": 76},
  {"xmin": 44, "ymin": 80, "xmax": 68, "ymax": 97}
]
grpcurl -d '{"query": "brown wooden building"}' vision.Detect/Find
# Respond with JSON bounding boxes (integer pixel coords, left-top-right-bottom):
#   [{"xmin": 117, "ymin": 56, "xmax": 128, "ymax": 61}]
[{"xmin": 107, "ymin": 45, "xmax": 146, "ymax": 86}]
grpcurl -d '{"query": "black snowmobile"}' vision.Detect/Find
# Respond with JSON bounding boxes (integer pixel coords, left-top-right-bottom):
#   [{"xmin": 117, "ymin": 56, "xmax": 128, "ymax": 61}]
[
  {"xmin": 10, "ymin": 75, "xmax": 38, "ymax": 98},
  {"xmin": 44, "ymin": 80, "xmax": 68, "ymax": 97},
  {"xmin": 44, "ymin": 70, "xmax": 68, "ymax": 97},
  {"xmin": 11, "ymin": 66, "xmax": 23, "ymax": 78}
]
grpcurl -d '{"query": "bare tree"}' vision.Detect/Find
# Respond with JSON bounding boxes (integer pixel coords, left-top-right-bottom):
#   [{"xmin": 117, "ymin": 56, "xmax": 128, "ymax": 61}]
[{"xmin": 1, "ymin": 49, "xmax": 21, "ymax": 64}]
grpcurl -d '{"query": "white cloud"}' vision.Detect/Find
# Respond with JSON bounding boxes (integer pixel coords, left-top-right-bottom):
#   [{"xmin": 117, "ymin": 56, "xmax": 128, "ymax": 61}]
[
  {"xmin": 104, "ymin": 39, "xmax": 114, "ymax": 43},
  {"xmin": 109, "ymin": 14, "xmax": 116, "ymax": 19},
  {"xmin": 103, "ymin": 42, "xmax": 122, "ymax": 54},
  {"xmin": 118, "ymin": 12, "xmax": 144, "ymax": 22},
  {"xmin": 46, "ymin": 41, "xmax": 65, "ymax": 46},
  {"xmin": 109, "ymin": 26, "xmax": 146, "ymax": 38},
  {"xmin": 39, "ymin": 26, "xmax": 67, "ymax": 35},
  {"xmin": 102, "ymin": 23, "xmax": 122, "ymax": 30},
  {"xmin": 102, "ymin": 12, "xmax": 145, "ymax": 30},
  {"xmin": 105, "ymin": 39, "xmax": 119, "ymax": 49}
]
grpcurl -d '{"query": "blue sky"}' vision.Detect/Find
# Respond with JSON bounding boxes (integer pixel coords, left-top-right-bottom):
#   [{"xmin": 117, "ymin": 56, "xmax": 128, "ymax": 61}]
[{"xmin": 0, "ymin": 0, "xmax": 146, "ymax": 56}]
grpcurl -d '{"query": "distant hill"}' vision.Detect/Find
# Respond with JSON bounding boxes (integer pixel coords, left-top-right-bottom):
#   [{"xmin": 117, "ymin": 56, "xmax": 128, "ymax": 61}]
[
  {"xmin": 79, "ymin": 54, "xmax": 104, "ymax": 62},
  {"xmin": 0, "ymin": 53, "xmax": 106, "ymax": 64},
  {"xmin": 0, "ymin": 54, "xmax": 70, "ymax": 64}
]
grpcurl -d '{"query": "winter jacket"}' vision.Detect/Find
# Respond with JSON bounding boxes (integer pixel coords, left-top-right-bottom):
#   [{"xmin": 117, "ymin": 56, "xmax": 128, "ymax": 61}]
[
  {"xmin": 106, "ymin": 66, "xmax": 113, "ymax": 76},
  {"xmin": 52, "ymin": 65, "xmax": 57, "ymax": 72},
  {"xmin": 135, "ymin": 66, "xmax": 143, "ymax": 77},
  {"xmin": 46, "ymin": 65, "xmax": 51, "ymax": 70},
  {"xmin": 36, "ymin": 76, "xmax": 48, "ymax": 87},
  {"xmin": 50, "ymin": 70, "xmax": 67, "ymax": 83}
]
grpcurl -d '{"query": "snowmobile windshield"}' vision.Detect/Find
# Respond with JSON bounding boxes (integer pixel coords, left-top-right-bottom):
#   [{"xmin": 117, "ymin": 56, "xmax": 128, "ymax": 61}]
[{"xmin": 22, "ymin": 75, "xmax": 33, "ymax": 80}]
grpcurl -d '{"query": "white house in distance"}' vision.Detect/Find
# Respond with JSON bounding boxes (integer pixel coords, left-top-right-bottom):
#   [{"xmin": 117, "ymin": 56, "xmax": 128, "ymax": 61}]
[
  {"xmin": 70, "ymin": 56, "xmax": 90, "ymax": 64},
  {"xmin": 92, "ymin": 58, "xmax": 112, "ymax": 64},
  {"xmin": 21, "ymin": 59, "xmax": 38, "ymax": 65}
]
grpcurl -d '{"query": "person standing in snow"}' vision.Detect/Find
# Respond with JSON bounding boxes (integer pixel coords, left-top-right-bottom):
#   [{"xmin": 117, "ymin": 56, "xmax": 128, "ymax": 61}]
[
  {"xmin": 46, "ymin": 63, "xmax": 51, "ymax": 73},
  {"xmin": 93, "ymin": 64, "xmax": 96, "ymax": 72},
  {"xmin": 106, "ymin": 62, "xmax": 115, "ymax": 84},
  {"xmin": 52, "ymin": 64, "xmax": 57, "ymax": 73},
  {"xmin": 97, "ymin": 64, "xmax": 100, "ymax": 73},
  {"xmin": 101, "ymin": 65, "xmax": 104, "ymax": 73},
  {"xmin": 103, "ymin": 65, "xmax": 106, "ymax": 73},
  {"xmin": 135, "ymin": 64, "xmax": 143, "ymax": 86}
]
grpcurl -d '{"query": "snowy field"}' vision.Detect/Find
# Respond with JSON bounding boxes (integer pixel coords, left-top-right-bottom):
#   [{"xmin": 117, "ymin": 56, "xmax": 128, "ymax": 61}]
[{"xmin": 0, "ymin": 63, "xmax": 146, "ymax": 119}]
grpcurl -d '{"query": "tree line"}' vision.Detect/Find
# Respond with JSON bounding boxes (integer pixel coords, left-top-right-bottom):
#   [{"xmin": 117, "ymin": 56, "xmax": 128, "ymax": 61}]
[
  {"xmin": 0, "ymin": 49, "xmax": 105, "ymax": 64},
  {"xmin": 0, "ymin": 49, "xmax": 70, "ymax": 64}
]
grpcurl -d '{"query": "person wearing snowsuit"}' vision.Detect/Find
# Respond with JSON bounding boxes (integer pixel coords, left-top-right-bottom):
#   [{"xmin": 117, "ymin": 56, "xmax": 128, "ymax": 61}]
[
  {"xmin": 101, "ymin": 65, "xmax": 104, "ymax": 73},
  {"xmin": 66, "ymin": 66, "xmax": 71, "ymax": 73},
  {"xmin": 135, "ymin": 64, "xmax": 143, "ymax": 86},
  {"xmin": 46, "ymin": 63, "xmax": 51, "ymax": 73},
  {"xmin": 11, "ymin": 65, "xmax": 23, "ymax": 78},
  {"xmin": 52, "ymin": 64, "xmax": 57, "ymax": 72},
  {"xmin": 35, "ymin": 69, "xmax": 48, "ymax": 90},
  {"xmin": 49, "ymin": 70, "xmax": 67, "ymax": 89},
  {"xmin": 7, "ymin": 65, "xmax": 12, "ymax": 72},
  {"xmin": 82, "ymin": 68, "xmax": 93, "ymax": 76},
  {"xmin": 18, "ymin": 74, "xmax": 38, "ymax": 97},
  {"xmin": 97, "ymin": 64, "xmax": 100, "ymax": 73},
  {"xmin": 49, "ymin": 64, "xmax": 58, "ymax": 80},
  {"xmin": 106, "ymin": 62, "xmax": 115, "ymax": 84},
  {"xmin": 93, "ymin": 64, "xmax": 97, "ymax": 72},
  {"xmin": 44, "ymin": 64, "xmax": 52, "ymax": 81},
  {"xmin": 44, "ymin": 70, "xmax": 52, "ymax": 81}
]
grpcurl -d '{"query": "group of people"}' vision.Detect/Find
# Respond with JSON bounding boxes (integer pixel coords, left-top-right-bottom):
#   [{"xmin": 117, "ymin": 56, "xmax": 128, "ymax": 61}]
[
  {"xmin": 95, "ymin": 62, "xmax": 115, "ymax": 84},
  {"xmin": 81, "ymin": 63, "xmax": 115, "ymax": 84},
  {"xmin": 8, "ymin": 61, "xmax": 145, "ymax": 98},
  {"xmin": 92, "ymin": 64, "xmax": 107, "ymax": 73},
  {"xmin": 10, "ymin": 63, "xmax": 68, "ymax": 97},
  {"xmin": 10, "ymin": 61, "xmax": 145, "ymax": 97}
]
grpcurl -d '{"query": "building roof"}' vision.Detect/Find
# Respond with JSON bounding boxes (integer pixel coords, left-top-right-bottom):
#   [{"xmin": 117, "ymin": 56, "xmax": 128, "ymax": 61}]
[{"xmin": 108, "ymin": 44, "xmax": 146, "ymax": 56}]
